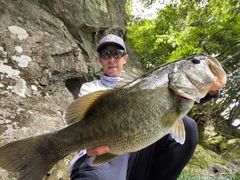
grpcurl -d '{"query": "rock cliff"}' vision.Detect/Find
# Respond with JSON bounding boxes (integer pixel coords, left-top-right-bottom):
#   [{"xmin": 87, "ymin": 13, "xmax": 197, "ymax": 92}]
[{"xmin": 0, "ymin": 0, "xmax": 141, "ymax": 179}]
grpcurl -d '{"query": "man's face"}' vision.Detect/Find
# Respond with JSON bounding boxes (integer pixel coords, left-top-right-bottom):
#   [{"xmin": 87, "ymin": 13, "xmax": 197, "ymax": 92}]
[{"xmin": 98, "ymin": 45, "xmax": 128, "ymax": 77}]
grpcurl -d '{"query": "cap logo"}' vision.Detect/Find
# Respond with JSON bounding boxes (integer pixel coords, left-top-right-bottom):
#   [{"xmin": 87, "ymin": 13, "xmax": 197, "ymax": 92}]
[{"xmin": 105, "ymin": 35, "xmax": 116, "ymax": 42}]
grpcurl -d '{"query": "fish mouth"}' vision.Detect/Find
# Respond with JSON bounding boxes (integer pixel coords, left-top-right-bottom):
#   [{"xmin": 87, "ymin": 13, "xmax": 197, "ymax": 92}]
[
  {"xmin": 185, "ymin": 56, "xmax": 227, "ymax": 93},
  {"xmin": 169, "ymin": 55, "xmax": 227, "ymax": 103},
  {"xmin": 206, "ymin": 56, "xmax": 227, "ymax": 90},
  {"xmin": 206, "ymin": 56, "xmax": 226, "ymax": 78},
  {"xmin": 179, "ymin": 96, "xmax": 190, "ymax": 101}
]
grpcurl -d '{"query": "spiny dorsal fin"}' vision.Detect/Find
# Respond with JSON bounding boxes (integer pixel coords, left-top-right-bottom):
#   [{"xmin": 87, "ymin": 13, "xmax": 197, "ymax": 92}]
[
  {"xmin": 170, "ymin": 119, "xmax": 186, "ymax": 144},
  {"xmin": 92, "ymin": 153, "xmax": 119, "ymax": 166},
  {"xmin": 115, "ymin": 68, "xmax": 144, "ymax": 88},
  {"xmin": 65, "ymin": 90, "xmax": 110, "ymax": 125}
]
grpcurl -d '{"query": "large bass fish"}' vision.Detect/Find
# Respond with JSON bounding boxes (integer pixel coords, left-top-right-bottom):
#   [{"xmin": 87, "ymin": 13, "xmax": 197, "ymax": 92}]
[{"xmin": 0, "ymin": 56, "xmax": 226, "ymax": 180}]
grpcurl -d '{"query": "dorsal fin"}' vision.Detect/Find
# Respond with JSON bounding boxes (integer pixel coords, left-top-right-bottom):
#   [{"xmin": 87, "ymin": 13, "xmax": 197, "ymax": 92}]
[
  {"xmin": 115, "ymin": 68, "xmax": 144, "ymax": 88},
  {"xmin": 65, "ymin": 90, "xmax": 110, "ymax": 125}
]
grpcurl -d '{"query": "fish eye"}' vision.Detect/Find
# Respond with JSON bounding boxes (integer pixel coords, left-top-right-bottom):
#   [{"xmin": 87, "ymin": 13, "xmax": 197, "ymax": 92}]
[{"xmin": 192, "ymin": 57, "xmax": 201, "ymax": 64}]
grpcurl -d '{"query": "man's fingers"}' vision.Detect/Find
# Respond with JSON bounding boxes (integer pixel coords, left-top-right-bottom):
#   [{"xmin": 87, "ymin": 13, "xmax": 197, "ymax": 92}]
[{"xmin": 87, "ymin": 146, "xmax": 110, "ymax": 156}]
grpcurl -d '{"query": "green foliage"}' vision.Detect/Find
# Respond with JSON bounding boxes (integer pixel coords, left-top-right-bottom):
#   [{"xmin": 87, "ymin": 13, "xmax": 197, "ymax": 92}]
[
  {"xmin": 126, "ymin": 0, "xmax": 240, "ymax": 69},
  {"xmin": 179, "ymin": 171, "xmax": 240, "ymax": 180},
  {"xmin": 126, "ymin": 0, "xmax": 240, "ymax": 125}
]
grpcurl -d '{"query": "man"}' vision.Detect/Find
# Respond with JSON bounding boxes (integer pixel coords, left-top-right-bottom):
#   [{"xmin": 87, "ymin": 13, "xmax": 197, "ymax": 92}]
[{"xmin": 69, "ymin": 34, "xmax": 220, "ymax": 180}]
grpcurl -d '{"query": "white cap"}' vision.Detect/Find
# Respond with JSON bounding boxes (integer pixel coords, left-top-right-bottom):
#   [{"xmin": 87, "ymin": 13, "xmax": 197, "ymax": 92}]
[{"xmin": 97, "ymin": 34, "xmax": 126, "ymax": 52}]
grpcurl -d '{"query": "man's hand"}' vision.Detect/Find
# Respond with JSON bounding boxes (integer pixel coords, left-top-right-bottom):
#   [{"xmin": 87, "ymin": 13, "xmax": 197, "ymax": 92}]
[
  {"xmin": 87, "ymin": 146, "xmax": 110, "ymax": 156},
  {"xmin": 208, "ymin": 75, "xmax": 227, "ymax": 96},
  {"xmin": 208, "ymin": 90, "xmax": 218, "ymax": 96},
  {"xmin": 210, "ymin": 76, "xmax": 227, "ymax": 91}
]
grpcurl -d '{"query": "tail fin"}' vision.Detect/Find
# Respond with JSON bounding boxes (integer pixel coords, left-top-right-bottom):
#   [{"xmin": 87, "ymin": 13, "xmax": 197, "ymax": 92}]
[{"xmin": 0, "ymin": 134, "xmax": 59, "ymax": 180}]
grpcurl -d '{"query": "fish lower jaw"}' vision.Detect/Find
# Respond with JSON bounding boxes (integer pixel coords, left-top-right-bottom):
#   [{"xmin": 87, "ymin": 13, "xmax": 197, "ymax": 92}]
[{"xmin": 179, "ymin": 96, "xmax": 189, "ymax": 100}]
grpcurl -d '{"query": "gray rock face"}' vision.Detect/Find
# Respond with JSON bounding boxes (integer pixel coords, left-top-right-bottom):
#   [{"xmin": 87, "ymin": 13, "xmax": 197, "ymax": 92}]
[{"xmin": 0, "ymin": 0, "xmax": 142, "ymax": 179}]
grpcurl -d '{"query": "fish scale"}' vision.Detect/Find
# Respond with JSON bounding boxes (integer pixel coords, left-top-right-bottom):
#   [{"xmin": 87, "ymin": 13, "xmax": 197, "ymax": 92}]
[
  {"xmin": 51, "ymin": 87, "xmax": 190, "ymax": 155},
  {"xmin": 0, "ymin": 56, "xmax": 227, "ymax": 180}
]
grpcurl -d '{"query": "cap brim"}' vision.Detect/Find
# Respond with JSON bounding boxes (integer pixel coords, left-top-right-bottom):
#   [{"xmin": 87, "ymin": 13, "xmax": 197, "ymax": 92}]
[{"xmin": 97, "ymin": 42, "xmax": 125, "ymax": 52}]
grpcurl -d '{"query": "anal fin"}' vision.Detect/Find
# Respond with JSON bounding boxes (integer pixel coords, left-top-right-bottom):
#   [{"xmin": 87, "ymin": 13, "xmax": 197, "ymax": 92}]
[{"xmin": 92, "ymin": 153, "xmax": 119, "ymax": 166}]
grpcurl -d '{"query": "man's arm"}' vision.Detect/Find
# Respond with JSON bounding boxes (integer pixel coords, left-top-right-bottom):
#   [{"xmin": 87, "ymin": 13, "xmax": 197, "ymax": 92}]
[{"xmin": 198, "ymin": 90, "xmax": 220, "ymax": 104}]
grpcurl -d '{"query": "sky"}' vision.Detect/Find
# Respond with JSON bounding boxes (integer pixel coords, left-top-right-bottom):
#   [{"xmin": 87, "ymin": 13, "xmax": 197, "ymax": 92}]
[{"xmin": 131, "ymin": 0, "xmax": 165, "ymax": 19}]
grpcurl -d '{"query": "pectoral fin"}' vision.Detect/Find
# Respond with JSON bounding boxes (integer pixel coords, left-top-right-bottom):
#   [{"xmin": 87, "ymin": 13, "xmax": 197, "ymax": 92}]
[
  {"xmin": 160, "ymin": 104, "xmax": 185, "ymax": 144},
  {"xmin": 170, "ymin": 119, "xmax": 186, "ymax": 144},
  {"xmin": 92, "ymin": 153, "xmax": 119, "ymax": 166},
  {"xmin": 161, "ymin": 103, "xmax": 181, "ymax": 128},
  {"xmin": 65, "ymin": 90, "xmax": 110, "ymax": 125}
]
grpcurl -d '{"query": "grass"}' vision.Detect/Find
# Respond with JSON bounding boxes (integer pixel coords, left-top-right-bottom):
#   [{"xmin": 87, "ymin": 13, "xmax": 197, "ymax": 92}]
[{"xmin": 178, "ymin": 171, "xmax": 240, "ymax": 180}]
